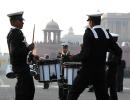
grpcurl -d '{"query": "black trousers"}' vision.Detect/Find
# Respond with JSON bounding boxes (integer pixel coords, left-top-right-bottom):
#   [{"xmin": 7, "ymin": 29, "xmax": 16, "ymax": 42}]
[
  {"xmin": 117, "ymin": 69, "xmax": 124, "ymax": 91},
  {"xmin": 108, "ymin": 86, "xmax": 118, "ymax": 100},
  {"xmin": 67, "ymin": 68, "xmax": 109, "ymax": 100},
  {"xmin": 107, "ymin": 70, "xmax": 118, "ymax": 100},
  {"xmin": 15, "ymin": 72, "xmax": 35, "ymax": 100}
]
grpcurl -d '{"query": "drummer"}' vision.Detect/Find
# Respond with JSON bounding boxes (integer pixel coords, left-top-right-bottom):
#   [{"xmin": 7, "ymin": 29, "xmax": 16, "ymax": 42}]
[
  {"xmin": 57, "ymin": 42, "xmax": 71, "ymax": 63},
  {"xmin": 57, "ymin": 43, "xmax": 71, "ymax": 100}
]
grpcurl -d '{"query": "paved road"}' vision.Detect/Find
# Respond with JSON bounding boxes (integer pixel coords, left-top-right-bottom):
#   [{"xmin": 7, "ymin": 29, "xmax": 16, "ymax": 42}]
[{"xmin": 0, "ymin": 74, "xmax": 130, "ymax": 100}]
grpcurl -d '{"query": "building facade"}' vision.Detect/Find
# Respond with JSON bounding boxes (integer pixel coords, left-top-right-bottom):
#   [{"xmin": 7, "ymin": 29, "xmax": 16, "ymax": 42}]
[{"xmin": 101, "ymin": 13, "xmax": 130, "ymax": 43}]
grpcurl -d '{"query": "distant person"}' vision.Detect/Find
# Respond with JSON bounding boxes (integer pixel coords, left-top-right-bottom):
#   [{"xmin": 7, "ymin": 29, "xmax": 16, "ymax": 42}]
[
  {"xmin": 7, "ymin": 11, "xmax": 35, "ymax": 100},
  {"xmin": 116, "ymin": 59, "xmax": 126, "ymax": 92},
  {"xmin": 57, "ymin": 43, "xmax": 71, "ymax": 63},
  {"xmin": 106, "ymin": 32, "xmax": 122, "ymax": 100},
  {"xmin": 67, "ymin": 13, "xmax": 122, "ymax": 100},
  {"xmin": 43, "ymin": 54, "xmax": 50, "ymax": 89}
]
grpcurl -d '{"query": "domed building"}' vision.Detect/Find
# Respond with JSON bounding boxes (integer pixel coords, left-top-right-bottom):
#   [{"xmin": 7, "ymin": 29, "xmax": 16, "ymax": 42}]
[
  {"xmin": 61, "ymin": 27, "xmax": 83, "ymax": 44},
  {"xmin": 43, "ymin": 19, "xmax": 62, "ymax": 43},
  {"xmin": 34, "ymin": 20, "xmax": 62, "ymax": 58},
  {"xmin": 34, "ymin": 20, "xmax": 81, "ymax": 58},
  {"xmin": 45, "ymin": 19, "xmax": 60, "ymax": 30}
]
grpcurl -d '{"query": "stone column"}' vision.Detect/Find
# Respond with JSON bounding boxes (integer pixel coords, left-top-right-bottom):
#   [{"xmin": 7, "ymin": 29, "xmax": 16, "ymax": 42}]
[
  {"xmin": 44, "ymin": 31, "xmax": 47, "ymax": 43},
  {"xmin": 57, "ymin": 32, "xmax": 61, "ymax": 43},
  {"xmin": 48, "ymin": 32, "xmax": 51, "ymax": 43},
  {"xmin": 53, "ymin": 32, "xmax": 56, "ymax": 43}
]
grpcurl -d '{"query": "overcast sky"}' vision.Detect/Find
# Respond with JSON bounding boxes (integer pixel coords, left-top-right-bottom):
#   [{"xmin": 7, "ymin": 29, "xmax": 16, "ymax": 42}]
[{"xmin": 0, "ymin": 0, "xmax": 130, "ymax": 53}]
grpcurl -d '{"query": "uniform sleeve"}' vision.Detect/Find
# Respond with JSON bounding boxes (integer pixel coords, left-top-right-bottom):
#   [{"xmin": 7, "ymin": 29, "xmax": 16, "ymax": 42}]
[{"xmin": 72, "ymin": 53, "xmax": 81, "ymax": 62}]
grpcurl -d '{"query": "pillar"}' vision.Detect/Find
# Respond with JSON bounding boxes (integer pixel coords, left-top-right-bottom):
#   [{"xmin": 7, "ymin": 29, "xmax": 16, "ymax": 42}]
[
  {"xmin": 53, "ymin": 32, "xmax": 56, "ymax": 43},
  {"xmin": 57, "ymin": 32, "xmax": 61, "ymax": 43},
  {"xmin": 44, "ymin": 31, "xmax": 47, "ymax": 43},
  {"xmin": 48, "ymin": 32, "xmax": 51, "ymax": 43}
]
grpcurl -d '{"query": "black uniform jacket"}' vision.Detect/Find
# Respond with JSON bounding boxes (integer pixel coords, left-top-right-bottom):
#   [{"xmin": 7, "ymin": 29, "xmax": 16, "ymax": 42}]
[
  {"xmin": 80, "ymin": 26, "xmax": 122, "ymax": 73},
  {"xmin": 57, "ymin": 51, "xmax": 71, "ymax": 63},
  {"xmin": 7, "ymin": 28, "xmax": 30, "ymax": 74}
]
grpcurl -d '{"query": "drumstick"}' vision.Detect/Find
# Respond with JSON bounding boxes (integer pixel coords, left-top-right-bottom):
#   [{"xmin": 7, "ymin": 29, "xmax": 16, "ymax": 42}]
[
  {"xmin": 32, "ymin": 24, "xmax": 35, "ymax": 43},
  {"xmin": 32, "ymin": 24, "xmax": 35, "ymax": 54}
]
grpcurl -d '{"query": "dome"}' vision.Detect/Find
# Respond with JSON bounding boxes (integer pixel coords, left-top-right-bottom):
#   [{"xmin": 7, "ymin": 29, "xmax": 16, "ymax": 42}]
[{"xmin": 45, "ymin": 19, "xmax": 60, "ymax": 30}]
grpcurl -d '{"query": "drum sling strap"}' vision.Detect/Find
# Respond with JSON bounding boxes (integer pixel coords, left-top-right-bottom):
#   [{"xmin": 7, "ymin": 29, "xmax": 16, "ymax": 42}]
[{"xmin": 91, "ymin": 25, "xmax": 110, "ymax": 39}]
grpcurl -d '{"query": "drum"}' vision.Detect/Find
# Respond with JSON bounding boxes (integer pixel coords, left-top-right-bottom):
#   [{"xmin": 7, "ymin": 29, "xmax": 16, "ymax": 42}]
[
  {"xmin": 38, "ymin": 59, "xmax": 61, "ymax": 82},
  {"xmin": 6, "ymin": 64, "xmax": 38, "ymax": 79},
  {"xmin": 6, "ymin": 64, "xmax": 16, "ymax": 79},
  {"xmin": 63, "ymin": 62, "xmax": 82, "ymax": 85},
  {"xmin": 30, "ymin": 64, "xmax": 37, "ymax": 76}
]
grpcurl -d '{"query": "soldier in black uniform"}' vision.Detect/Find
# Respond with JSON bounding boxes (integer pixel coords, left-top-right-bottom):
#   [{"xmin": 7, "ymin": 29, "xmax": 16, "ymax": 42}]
[
  {"xmin": 57, "ymin": 44, "xmax": 71, "ymax": 63},
  {"xmin": 7, "ymin": 11, "xmax": 35, "ymax": 100},
  {"xmin": 106, "ymin": 32, "xmax": 122, "ymax": 100},
  {"xmin": 57, "ymin": 43, "xmax": 71, "ymax": 100},
  {"xmin": 67, "ymin": 13, "xmax": 122, "ymax": 100},
  {"xmin": 116, "ymin": 59, "xmax": 126, "ymax": 92}
]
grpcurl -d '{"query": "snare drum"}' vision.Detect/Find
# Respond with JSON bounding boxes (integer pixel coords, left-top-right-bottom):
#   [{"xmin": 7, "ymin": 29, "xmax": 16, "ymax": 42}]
[
  {"xmin": 63, "ymin": 62, "xmax": 82, "ymax": 85},
  {"xmin": 38, "ymin": 59, "xmax": 61, "ymax": 82}
]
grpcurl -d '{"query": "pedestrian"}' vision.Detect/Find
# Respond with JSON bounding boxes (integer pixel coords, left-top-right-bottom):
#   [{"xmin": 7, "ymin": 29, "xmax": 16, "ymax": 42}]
[
  {"xmin": 57, "ymin": 43, "xmax": 71, "ymax": 100},
  {"xmin": 43, "ymin": 54, "xmax": 50, "ymax": 89},
  {"xmin": 116, "ymin": 59, "xmax": 126, "ymax": 92},
  {"xmin": 106, "ymin": 32, "xmax": 122, "ymax": 100},
  {"xmin": 7, "ymin": 11, "xmax": 35, "ymax": 100},
  {"xmin": 67, "ymin": 13, "xmax": 122, "ymax": 100}
]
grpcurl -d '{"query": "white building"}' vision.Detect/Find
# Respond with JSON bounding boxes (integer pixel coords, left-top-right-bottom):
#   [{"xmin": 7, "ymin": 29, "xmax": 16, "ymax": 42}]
[
  {"xmin": 61, "ymin": 27, "xmax": 83, "ymax": 44},
  {"xmin": 101, "ymin": 13, "xmax": 130, "ymax": 43}
]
